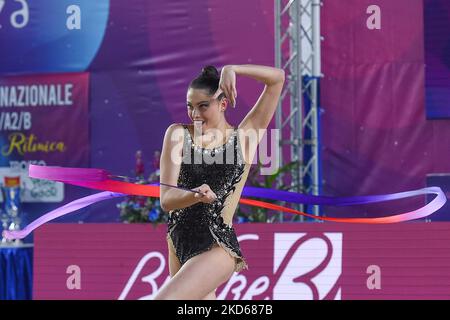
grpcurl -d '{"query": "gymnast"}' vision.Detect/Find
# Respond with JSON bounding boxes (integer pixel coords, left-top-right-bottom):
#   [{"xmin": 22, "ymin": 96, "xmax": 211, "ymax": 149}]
[{"xmin": 156, "ymin": 64, "xmax": 285, "ymax": 300}]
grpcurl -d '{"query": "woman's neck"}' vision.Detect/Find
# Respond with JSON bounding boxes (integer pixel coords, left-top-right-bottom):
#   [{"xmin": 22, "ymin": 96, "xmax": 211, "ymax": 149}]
[
  {"xmin": 216, "ymin": 122, "xmax": 233, "ymax": 133},
  {"xmin": 191, "ymin": 122, "xmax": 234, "ymax": 148}
]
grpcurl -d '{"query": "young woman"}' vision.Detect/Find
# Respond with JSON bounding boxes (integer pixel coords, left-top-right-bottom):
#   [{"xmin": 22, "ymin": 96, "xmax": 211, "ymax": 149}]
[{"xmin": 156, "ymin": 64, "xmax": 285, "ymax": 300}]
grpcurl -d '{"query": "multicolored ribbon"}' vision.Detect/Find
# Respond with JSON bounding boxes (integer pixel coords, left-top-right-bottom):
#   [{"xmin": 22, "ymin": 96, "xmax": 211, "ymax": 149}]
[{"xmin": 2, "ymin": 164, "xmax": 447, "ymax": 240}]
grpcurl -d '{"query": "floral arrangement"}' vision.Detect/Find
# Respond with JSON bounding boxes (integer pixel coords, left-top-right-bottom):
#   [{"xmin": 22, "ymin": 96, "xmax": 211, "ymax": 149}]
[{"xmin": 117, "ymin": 150, "xmax": 167, "ymax": 226}]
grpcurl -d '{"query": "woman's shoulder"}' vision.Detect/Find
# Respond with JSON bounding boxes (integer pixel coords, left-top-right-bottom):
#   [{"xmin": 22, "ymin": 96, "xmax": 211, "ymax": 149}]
[{"xmin": 166, "ymin": 123, "xmax": 189, "ymax": 132}]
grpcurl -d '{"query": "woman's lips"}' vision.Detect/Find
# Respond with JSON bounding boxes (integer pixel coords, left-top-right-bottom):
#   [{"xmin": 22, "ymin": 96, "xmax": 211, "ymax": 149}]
[{"xmin": 194, "ymin": 120, "xmax": 206, "ymax": 126}]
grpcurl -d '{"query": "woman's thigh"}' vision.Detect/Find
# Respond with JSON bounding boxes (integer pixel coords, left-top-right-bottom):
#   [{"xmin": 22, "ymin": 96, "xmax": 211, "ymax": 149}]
[
  {"xmin": 202, "ymin": 290, "xmax": 217, "ymax": 300},
  {"xmin": 154, "ymin": 244, "xmax": 235, "ymax": 300}
]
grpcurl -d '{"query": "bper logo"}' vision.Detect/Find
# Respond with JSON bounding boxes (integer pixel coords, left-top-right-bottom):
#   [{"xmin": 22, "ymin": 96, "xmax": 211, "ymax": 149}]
[
  {"xmin": 118, "ymin": 252, "xmax": 170, "ymax": 300},
  {"xmin": 273, "ymin": 233, "xmax": 342, "ymax": 300}
]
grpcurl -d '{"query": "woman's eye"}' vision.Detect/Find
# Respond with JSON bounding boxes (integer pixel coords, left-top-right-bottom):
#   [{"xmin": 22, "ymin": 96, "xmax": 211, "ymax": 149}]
[{"xmin": 187, "ymin": 104, "xmax": 208, "ymax": 110}]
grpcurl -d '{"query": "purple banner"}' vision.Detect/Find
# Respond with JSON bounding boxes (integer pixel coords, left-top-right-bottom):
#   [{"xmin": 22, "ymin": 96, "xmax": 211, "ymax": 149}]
[
  {"xmin": 424, "ymin": 0, "xmax": 450, "ymax": 119},
  {"xmin": 0, "ymin": 73, "xmax": 89, "ymax": 166},
  {"xmin": 0, "ymin": 73, "xmax": 90, "ymax": 203},
  {"xmin": 321, "ymin": 0, "xmax": 450, "ymax": 219}
]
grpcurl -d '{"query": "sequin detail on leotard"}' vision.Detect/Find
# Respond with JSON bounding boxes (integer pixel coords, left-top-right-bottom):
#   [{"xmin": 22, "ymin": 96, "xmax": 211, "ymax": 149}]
[{"xmin": 166, "ymin": 124, "xmax": 249, "ymax": 272}]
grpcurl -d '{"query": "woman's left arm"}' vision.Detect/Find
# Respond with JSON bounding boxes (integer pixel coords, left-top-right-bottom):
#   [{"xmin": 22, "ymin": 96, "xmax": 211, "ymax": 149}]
[{"xmin": 219, "ymin": 64, "xmax": 285, "ymax": 131}]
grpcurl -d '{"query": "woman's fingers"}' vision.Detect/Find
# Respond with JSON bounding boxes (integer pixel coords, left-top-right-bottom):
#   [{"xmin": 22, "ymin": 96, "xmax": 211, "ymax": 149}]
[
  {"xmin": 225, "ymin": 85, "xmax": 234, "ymax": 107},
  {"xmin": 194, "ymin": 185, "xmax": 217, "ymax": 203},
  {"xmin": 193, "ymin": 190, "xmax": 202, "ymax": 198},
  {"xmin": 205, "ymin": 189, "xmax": 216, "ymax": 199},
  {"xmin": 213, "ymin": 88, "xmax": 223, "ymax": 100},
  {"xmin": 205, "ymin": 190, "xmax": 217, "ymax": 203},
  {"xmin": 211, "ymin": 190, "xmax": 217, "ymax": 200},
  {"xmin": 223, "ymin": 85, "xmax": 229, "ymax": 101},
  {"xmin": 224, "ymin": 82, "xmax": 236, "ymax": 107},
  {"xmin": 231, "ymin": 89, "xmax": 236, "ymax": 107},
  {"xmin": 193, "ymin": 187, "xmax": 206, "ymax": 198},
  {"xmin": 218, "ymin": 66, "xmax": 237, "ymax": 107}
]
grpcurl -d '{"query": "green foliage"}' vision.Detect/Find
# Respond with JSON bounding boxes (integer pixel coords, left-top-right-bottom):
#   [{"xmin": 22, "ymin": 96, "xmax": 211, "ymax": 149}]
[
  {"xmin": 117, "ymin": 154, "xmax": 165, "ymax": 225},
  {"xmin": 117, "ymin": 189, "xmax": 166, "ymax": 226},
  {"xmin": 235, "ymin": 160, "xmax": 301, "ymax": 223}
]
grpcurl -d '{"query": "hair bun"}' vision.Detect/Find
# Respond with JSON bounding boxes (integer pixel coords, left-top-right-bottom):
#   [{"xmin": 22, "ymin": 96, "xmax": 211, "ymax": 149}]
[{"xmin": 201, "ymin": 65, "xmax": 219, "ymax": 79}]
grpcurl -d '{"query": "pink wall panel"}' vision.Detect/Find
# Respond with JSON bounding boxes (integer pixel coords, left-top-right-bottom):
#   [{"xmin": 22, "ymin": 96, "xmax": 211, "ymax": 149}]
[{"xmin": 34, "ymin": 222, "xmax": 450, "ymax": 300}]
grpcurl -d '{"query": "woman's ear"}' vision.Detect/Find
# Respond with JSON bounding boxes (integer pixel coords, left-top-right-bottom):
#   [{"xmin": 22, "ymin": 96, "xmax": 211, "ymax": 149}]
[{"xmin": 221, "ymin": 98, "xmax": 228, "ymax": 112}]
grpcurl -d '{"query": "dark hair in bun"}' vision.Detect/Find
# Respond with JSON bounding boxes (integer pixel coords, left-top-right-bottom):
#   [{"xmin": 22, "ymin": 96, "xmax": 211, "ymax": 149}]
[
  {"xmin": 189, "ymin": 65, "xmax": 224, "ymax": 99},
  {"xmin": 201, "ymin": 65, "xmax": 219, "ymax": 79}
]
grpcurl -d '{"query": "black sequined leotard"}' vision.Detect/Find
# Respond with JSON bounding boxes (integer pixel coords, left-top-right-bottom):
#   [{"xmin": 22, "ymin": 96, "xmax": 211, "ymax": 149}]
[{"xmin": 166, "ymin": 124, "xmax": 251, "ymax": 272}]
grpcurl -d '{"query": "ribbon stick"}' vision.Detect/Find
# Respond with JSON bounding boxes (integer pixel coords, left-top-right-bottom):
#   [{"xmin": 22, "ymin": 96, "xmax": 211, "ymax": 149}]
[{"xmin": 2, "ymin": 164, "xmax": 447, "ymax": 240}]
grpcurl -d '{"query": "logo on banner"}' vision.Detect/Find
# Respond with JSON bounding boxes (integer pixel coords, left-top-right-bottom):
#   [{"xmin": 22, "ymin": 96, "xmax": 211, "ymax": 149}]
[
  {"xmin": 118, "ymin": 235, "xmax": 262, "ymax": 300},
  {"xmin": 118, "ymin": 252, "xmax": 171, "ymax": 300},
  {"xmin": 118, "ymin": 233, "xmax": 342, "ymax": 300},
  {"xmin": 273, "ymin": 232, "xmax": 342, "ymax": 300}
]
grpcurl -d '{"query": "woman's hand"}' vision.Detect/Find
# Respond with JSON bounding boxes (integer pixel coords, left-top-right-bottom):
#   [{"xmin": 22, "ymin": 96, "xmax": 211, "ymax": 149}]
[
  {"xmin": 217, "ymin": 65, "xmax": 237, "ymax": 108},
  {"xmin": 193, "ymin": 184, "xmax": 218, "ymax": 204}
]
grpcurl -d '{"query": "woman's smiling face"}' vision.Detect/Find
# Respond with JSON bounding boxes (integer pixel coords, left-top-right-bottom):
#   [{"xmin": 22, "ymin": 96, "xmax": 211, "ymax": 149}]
[{"xmin": 186, "ymin": 88, "xmax": 224, "ymax": 130}]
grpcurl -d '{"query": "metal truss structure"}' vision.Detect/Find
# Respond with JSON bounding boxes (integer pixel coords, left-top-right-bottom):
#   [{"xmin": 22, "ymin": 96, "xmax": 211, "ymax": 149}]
[{"xmin": 274, "ymin": 0, "xmax": 322, "ymax": 221}]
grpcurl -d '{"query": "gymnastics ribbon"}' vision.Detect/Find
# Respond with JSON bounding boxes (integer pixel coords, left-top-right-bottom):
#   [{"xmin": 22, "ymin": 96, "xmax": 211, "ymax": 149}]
[{"xmin": 3, "ymin": 165, "xmax": 447, "ymax": 240}]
